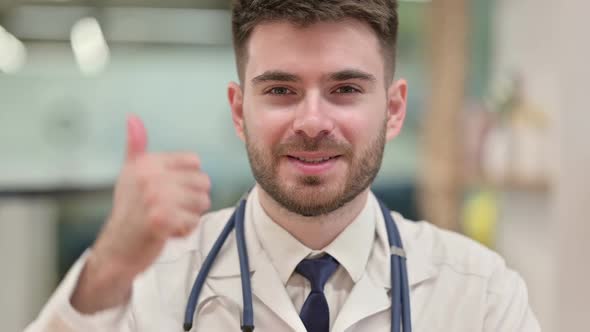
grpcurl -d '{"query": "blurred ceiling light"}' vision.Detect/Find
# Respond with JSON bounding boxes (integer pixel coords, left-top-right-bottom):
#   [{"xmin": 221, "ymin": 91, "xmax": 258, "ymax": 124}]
[
  {"xmin": 0, "ymin": 25, "xmax": 27, "ymax": 74},
  {"xmin": 70, "ymin": 17, "xmax": 110, "ymax": 76}
]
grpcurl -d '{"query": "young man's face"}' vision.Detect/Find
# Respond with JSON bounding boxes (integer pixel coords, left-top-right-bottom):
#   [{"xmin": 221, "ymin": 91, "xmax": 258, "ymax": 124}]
[{"xmin": 229, "ymin": 19, "xmax": 407, "ymax": 216}]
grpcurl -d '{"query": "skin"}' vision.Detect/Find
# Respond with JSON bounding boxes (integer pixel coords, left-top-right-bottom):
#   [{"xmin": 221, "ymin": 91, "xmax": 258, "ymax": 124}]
[
  {"xmin": 228, "ymin": 19, "xmax": 407, "ymax": 249},
  {"xmin": 70, "ymin": 18, "xmax": 407, "ymax": 313},
  {"xmin": 70, "ymin": 115, "xmax": 212, "ymax": 312}
]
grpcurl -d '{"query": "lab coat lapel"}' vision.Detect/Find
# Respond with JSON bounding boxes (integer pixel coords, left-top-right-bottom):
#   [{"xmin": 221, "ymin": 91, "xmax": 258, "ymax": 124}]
[
  {"xmin": 203, "ymin": 237, "xmax": 306, "ymax": 331},
  {"xmin": 328, "ymin": 203, "xmax": 439, "ymax": 332},
  {"xmin": 250, "ymin": 250, "xmax": 307, "ymax": 332},
  {"xmin": 203, "ymin": 192, "xmax": 306, "ymax": 331},
  {"xmin": 331, "ymin": 271, "xmax": 390, "ymax": 332}
]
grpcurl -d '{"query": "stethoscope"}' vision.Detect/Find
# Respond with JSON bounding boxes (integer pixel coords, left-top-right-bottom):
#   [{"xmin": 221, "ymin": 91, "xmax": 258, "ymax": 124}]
[{"xmin": 183, "ymin": 195, "xmax": 412, "ymax": 332}]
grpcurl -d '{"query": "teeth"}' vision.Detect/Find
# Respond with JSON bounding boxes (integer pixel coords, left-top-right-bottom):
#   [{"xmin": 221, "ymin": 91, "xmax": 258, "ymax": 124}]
[{"xmin": 296, "ymin": 156, "xmax": 333, "ymax": 163}]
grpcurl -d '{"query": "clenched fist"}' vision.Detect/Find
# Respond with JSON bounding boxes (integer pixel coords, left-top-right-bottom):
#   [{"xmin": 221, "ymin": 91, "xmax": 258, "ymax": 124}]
[{"xmin": 71, "ymin": 115, "xmax": 211, "ymax": 313}]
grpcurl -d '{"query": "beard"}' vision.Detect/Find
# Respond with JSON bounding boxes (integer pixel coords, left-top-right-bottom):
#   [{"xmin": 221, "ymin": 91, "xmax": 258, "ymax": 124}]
[{"xmin": 245, "ymin": 123, "xmax": 386, "ymax": 217}]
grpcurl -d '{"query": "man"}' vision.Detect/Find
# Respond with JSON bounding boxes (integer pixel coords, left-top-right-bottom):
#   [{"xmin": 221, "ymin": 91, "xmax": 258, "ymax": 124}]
[{"xmin": 26, "ymin": 1, "xmax": 541, "ymax": 331}]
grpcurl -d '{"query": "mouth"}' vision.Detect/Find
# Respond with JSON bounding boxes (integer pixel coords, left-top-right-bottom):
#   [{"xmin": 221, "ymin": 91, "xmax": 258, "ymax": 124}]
[
  {"xmin": 287, "ymin": 155, "xmax": 340, "ymax": 164},
  {"xmin": 285, "ymin": 154, "xmax": 342, "ymax": 175}
]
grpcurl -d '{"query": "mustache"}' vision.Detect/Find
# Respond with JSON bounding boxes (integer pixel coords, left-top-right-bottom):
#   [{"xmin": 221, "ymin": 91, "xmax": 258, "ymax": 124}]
[{"xmin": 274, "ymin": 135, "xmax": 352, "ymax": 155}]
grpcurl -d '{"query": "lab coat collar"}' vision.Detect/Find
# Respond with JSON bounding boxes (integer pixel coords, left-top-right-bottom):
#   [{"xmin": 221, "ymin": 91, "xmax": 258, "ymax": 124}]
[
  {"xmin": 198, "ymin": 189, "xmax": 437, "ymax": 332},
  {"xmin": 252, "ymin": 186, "xmax": 376, "ymax": 285},
  {"xmin": 201, "ymin": 190, "xmax": 307, "ymax": 331},
  {"xmin": 250, "ymin": 188, "xmax": 311, "ymax": 285},
  {"xmin": 203, "ymin": 189, "xmax": 438, "ymax": 287}
]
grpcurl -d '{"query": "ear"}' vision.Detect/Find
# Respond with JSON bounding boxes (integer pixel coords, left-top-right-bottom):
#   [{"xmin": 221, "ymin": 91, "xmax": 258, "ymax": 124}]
[
  {"xmin": 228, "ymin": 81, "xmax": 246, "ymax": 141},
  {"xmin": 385, "ymin": 79, "xmax": 408, "ymax": 141}
]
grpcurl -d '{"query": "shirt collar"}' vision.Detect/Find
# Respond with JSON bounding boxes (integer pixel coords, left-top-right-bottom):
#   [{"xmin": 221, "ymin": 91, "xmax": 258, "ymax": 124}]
[{"xmin": 251, "ymin": 187, "xmax": 375, "ymax": 285}]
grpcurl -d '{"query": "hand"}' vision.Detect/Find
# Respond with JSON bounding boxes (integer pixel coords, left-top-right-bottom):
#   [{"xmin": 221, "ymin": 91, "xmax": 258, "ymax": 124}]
[{"xmin": 70, "ymin": 115, "xmax": 211, "ymax": 313}]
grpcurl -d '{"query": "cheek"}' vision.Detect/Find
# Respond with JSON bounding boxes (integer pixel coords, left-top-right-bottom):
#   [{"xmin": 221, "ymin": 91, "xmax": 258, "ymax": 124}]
[
  {"xmin": 244, "ymin": 107, "xmax": 292, "ymax": 148},
  {"xmin": 336, "ymin": 95, "xmax": 387, "ymax": 135},
  {"xmin": 336, "ymin": 112, "xmax": 381, "ymax": 148}
]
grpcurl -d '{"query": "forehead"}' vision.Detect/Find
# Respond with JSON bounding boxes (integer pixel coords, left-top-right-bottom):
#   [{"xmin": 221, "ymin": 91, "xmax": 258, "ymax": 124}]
[{"xmin": 244, "ymin": 19, "xmax": 385, "ymax": 83}]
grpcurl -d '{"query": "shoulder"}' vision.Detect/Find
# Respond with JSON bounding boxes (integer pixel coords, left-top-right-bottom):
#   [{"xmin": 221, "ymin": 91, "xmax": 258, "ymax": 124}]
[
  {"xmin": 392, "ymin": 213, "xmax": 539, "ymax": 329},
  {"xmin": 394, "ymin": 212, "xmax": 506, "ymax": 282}
]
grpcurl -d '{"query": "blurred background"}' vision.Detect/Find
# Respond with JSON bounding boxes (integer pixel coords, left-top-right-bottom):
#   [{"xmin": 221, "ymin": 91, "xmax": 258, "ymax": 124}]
[{"xmin": 0, "ymin": 0, "xmax": 588, "ymax": 331}]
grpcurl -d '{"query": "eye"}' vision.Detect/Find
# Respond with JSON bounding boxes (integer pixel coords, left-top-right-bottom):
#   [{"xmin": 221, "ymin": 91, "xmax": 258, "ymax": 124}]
[
  {"xmin": 266, "ymin": 87, "xmax": 295, "ymax": 96},
  {"xmin": 334, "ymin": 85, "xmax": 362, "ymax": 94}
]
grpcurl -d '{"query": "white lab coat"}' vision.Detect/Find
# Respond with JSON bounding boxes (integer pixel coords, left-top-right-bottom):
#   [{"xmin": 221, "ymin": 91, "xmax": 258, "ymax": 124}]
[{"xmin": 25, "ymin": 192, "xmax": 541, "ymax": 331}]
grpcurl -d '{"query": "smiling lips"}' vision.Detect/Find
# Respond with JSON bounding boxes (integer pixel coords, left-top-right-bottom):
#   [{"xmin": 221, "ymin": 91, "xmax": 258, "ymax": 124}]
[
  {"xmin": 286, "ymin": 153, "xmax": 342, "ymax": 175},
  {"xmin": 291, "ymin": 156, "xmax": 336, "ymax": 163}
]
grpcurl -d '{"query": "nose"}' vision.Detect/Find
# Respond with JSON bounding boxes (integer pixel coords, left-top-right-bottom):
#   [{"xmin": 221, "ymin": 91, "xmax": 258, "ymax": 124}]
[{"xmin": 292, "ymin": 92, "xmax": 335, "ymax": 138}]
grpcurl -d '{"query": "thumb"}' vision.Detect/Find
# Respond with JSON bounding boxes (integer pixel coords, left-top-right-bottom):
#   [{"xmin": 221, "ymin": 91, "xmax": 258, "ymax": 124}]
[{"xmin": 126, "ymin": 114, "xmax": 147, "ymax": 160}]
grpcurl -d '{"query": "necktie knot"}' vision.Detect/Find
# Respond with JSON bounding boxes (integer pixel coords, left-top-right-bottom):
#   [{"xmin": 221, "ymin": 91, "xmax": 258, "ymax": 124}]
[{"xmin": 295, "ymin": 254, "xmax": 339, "ymax": 293}]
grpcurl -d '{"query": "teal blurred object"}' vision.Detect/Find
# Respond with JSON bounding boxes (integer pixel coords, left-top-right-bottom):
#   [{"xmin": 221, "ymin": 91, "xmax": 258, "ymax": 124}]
[{"xmin": 373, "ymin": 183, "xmax": 421, "ymax": 222}]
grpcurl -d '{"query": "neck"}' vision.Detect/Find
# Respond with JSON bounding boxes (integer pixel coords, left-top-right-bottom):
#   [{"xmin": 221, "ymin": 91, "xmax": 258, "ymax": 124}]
[{"xmin": 257, "ymin": 187, "xmax": 370, "ymax": 250}]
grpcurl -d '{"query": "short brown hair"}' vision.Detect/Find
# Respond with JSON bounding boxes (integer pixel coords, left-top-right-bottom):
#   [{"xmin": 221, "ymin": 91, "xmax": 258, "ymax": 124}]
[{"xmin": 231, "ymin": 0, "xmax": 399, "ymax": 83}]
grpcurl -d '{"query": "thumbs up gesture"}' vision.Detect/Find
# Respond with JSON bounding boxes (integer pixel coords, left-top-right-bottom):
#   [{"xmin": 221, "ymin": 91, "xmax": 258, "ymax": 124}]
[{"xmin": 71, "ymin": 115, "xmax": 211, "ymax": 313}]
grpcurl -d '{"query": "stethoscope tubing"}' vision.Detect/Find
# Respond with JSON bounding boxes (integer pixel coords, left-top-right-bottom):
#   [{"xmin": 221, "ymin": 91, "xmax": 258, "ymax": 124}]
[
  {"xmin": 184, "ymin": 197, "xmax": 412, "ymax": 332},
  {"xmin": 183, "ymin": 206, "xmax": 237, "ymax": 331},
  {"xmin": 379, "ymin": 200, "xmax": 412, "ymax": 332},
  {"xmin": 235, "ymin": 199, "xmax": 255, "ymax": 331}
]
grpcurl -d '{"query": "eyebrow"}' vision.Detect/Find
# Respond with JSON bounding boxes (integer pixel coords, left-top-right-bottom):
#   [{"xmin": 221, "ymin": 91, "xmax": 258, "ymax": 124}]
[
  {"xmin": 250, "ymin": 69, "xmax": 377, "ymax": 85},
  {"xmin": 252, "ymin": 71, "xmax": 300, "ymax": 85},
  {"xmin": 328, "ymin": 69, "xmax": 377, "ymax": 83}
]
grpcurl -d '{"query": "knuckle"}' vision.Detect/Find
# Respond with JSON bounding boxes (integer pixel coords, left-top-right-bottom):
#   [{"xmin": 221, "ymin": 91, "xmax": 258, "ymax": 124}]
[
  {"xmin": 185, "ymin": 216, "xmax": 200, "ymax": 230},
  {"xmin": 138, "ymin": 171, "xmax": 167, "ymax": 193},
  {"xmin": 147, "ymin": 207, "xmax": 168, "ymax": 231},
  {"xmin": 188, "ymin": 154, "xmax": 201, "ymax": 166},
  {"xmin": 175, "ymin": 219, "xmax": 196, "ymax": 238},
  {"xmin": 178, "ymin": 154, "xmax": 200, "ymax": 169},
  {"xmin": 169, "ymin": 153, "xmax": 201, "ymax": 169}
]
